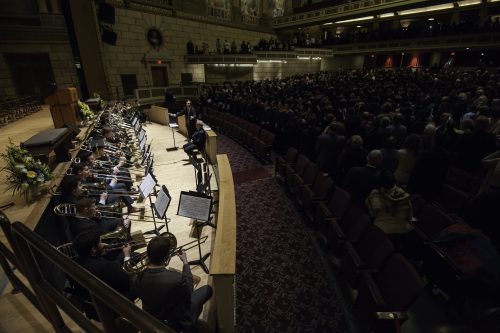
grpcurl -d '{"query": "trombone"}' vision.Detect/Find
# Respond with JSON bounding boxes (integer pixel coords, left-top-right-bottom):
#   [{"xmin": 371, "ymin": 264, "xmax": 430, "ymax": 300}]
[
  {"xmin": 54, "ymin": 203, "xmax": 159, "ymax": 221},
  {"xmin": 123, "ymin": 234, "xmax": 209, "ymax": 274}
]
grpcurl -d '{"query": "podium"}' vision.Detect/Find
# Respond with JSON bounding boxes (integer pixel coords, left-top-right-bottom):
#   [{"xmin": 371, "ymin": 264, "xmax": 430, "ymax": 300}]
[
  {"xmin": 178, "ymin": 114, "xmax": 188, "ymax": 137},
  {"xmin": 45, "ymin": 88, "xmax": 80, "ymax": 128}
]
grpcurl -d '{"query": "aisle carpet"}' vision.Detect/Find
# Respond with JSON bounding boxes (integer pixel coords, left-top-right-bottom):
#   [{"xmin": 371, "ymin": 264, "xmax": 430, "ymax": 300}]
[{"xmin": 217, "ymin": 135, "xmax": 346, "ymax": 333}]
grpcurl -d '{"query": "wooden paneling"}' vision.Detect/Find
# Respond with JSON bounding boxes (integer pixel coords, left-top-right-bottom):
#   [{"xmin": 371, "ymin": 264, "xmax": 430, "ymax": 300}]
[
  {"xmin": 210, "ymin": 154, "xmax": 236, "ymax": 333},
  {"xmin": 178, "ymin": 114, "xmax": 188, "ymax": 137},
  {"xmin": 205, "ymin": 130, "xmax": 217, "ymax": 165},
  {"xmin": 147, "ymin": 105, "xmax": 170, "ymax": 125}
]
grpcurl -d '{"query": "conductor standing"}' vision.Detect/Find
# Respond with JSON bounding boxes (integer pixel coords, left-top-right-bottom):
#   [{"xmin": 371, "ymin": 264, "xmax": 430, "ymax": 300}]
[{"xmin": 176, "ymin": 100, "xmax": 198, "ymax": 139}]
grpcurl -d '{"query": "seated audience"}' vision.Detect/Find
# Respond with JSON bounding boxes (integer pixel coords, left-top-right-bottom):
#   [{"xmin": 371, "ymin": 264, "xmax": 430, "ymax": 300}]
[
  {"xmin": 366, "ymin": 173, "xmax": 413, "ymax": 252},
  {"xmin": 343, "ymin": 149, "xmax": 383, "ymax": 206}
]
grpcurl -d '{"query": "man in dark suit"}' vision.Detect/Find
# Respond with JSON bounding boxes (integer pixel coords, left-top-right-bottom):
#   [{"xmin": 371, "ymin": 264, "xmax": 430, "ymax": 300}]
[
  {"xmin": 133, "ymin": 235, "xmax": 213, "ymax": 332},
  {"xmin": 343, "ymin": 149, "xmax": 383, "ymax": 206},
  {"xmin": 72, "ymin": 228, "xmax": 135, "ymax": 300},
  {"xmin": 176, "ymin": 99, "xmax": 198, "ymax": 138},
  {"xmin": 69, "ymin": 197, "xmax": 127, "ymax": 239},
  {"xmin": 183, "ymin": 120, "xmax": 206, "ymax": 156}
]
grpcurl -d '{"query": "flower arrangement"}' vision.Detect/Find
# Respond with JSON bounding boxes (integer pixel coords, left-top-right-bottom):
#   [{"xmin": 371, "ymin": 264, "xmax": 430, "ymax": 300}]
[
  {"xmin": 1, "ymin": 141, "xmax": 52, "ymax": 202},
  {"xmin": 77, "ymin": 100, "xmax": 95, "ymax": 121}
]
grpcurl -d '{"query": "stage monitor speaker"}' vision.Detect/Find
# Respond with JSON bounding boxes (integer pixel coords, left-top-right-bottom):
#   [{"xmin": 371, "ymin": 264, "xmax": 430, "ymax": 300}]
[
  {"xmin": 98, "ymin": 3, "xmax": 115, "ymax": 24},
  {"xmin": 181, "ymin": 73, "xmax": 193, "ymax": 86},
  {"xmin": 102, "ymin": 28, "xmax": 117, "ymax": 45}
]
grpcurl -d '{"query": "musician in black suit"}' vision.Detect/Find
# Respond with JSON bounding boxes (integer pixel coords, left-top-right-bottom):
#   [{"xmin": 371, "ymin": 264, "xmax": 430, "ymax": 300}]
[
  {"xmin": 183, "ymin": 120, "xmax": 206, "ymax": 156},
  {"xmin": 72, "ymin": 228, "xmax": 135, "ymax": 300},
  {"xmin": 133, "ymin": 235, "xmax": 213, "ymax": 332},
  {"xmin": 69, "ymin": 197, "xmax": 127, "ymax": 239},
  {"xmin": 176, "ymin": 99, "xmax": 198, "ymax": 138}
]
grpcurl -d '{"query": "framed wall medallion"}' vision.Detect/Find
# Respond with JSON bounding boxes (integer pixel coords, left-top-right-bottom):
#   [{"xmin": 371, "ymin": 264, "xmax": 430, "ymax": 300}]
[{"xmin": 147, "ymin": 28, "xmax": 163, "ymax": 48}]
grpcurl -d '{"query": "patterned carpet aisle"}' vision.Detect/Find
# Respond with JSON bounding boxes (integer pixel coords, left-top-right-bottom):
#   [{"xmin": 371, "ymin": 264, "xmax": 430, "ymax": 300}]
[{"xmin": 217, "ymin": 135, "xmax": 346, "ymax": 333}]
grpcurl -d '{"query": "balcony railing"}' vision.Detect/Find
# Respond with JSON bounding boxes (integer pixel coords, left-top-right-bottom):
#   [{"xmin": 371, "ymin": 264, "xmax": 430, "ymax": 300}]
[
  {"xmin": 271, "ymin": 0, "xmax": 432, "ymax": 28},
  {"xmin": 330, "ymin": 31, "xmax": 500, "ymax": 54},
  {"xmin": 242, "ymin": 14, "xmax": 259, "ymax": 25},
  {"xmin": 208, "ymin": 6, "xmax": 231, "ymax": 20}
]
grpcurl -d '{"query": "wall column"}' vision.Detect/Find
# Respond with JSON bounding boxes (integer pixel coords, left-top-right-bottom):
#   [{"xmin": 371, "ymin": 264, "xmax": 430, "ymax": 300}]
[
  {"xmin": 69, "ymin": 0, "xmax": 112, "ymax": 99},
  {"xmin": 430, "ymin": 52, "xmax": 441, "ymax": 66},
  {"xmin": 36, "ymin": 0, "xmax": 49, "ymax": 13}
]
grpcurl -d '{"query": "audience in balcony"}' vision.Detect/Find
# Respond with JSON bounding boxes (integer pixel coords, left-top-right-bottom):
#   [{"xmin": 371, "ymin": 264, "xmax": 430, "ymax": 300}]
[{"xmin": 325, "ymin": 16, "xmax": 500, "ymax": 46}]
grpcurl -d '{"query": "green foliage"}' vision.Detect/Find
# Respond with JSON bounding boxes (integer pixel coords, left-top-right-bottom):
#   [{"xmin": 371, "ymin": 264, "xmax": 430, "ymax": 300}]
[
  {"xmin": 77, "ymin": 100, "xmax": 95, "ymax": 121},
  {"xmin": 0, "ymin": 140, "xmax": 52, "ymax": 201}
]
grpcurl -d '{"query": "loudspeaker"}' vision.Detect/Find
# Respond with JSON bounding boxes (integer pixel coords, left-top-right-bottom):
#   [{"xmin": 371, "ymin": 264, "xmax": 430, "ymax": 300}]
[
  {"xmin": 98, "ymin": 2, "xmax": 115, "ymax": 24},
  {"xmin": 181, "ymin": 73, "xmax": 193, "ymax": 86},
  {"xmin": 102, "ymin": 28, "xmax": 117, "ymax": 45}
]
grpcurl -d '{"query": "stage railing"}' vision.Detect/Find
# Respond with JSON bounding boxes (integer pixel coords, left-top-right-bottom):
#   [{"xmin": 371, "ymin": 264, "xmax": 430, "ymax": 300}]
[
  {"xmin": 0, "ymin": 215, "xmax": 176, "ymax": 333},
  {"xmin": 210, "ymin": 154, "xmax": 236, "ymax": 333},
  {"xmin": 134, "ymin": 85, "xmax": 201, "ymax": 106}
]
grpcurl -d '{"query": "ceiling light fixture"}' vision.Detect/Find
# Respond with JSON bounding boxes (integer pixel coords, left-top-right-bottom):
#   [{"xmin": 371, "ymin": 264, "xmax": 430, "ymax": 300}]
[
  {"xmin": 398, "ymin": 3, "xmax": 454, "ymax": 16},
  {"xmin": 335, "ymin": 16, "xmax": 374, "ymax": 24}
]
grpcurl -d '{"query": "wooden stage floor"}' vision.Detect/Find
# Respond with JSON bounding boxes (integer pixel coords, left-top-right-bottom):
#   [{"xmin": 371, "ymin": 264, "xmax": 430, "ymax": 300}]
[{"xmin": 0, "ymin": 106, "xmax": 216, "ymax": 332}]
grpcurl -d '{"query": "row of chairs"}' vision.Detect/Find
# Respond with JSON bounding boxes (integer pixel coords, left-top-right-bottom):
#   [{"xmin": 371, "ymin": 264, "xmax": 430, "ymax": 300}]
[
  {"xmin": 276, "ymin": 146, "xmax": 500, "ymax": 332},
  {"xmin": 203, "ymin": 108, "xmax": 276, "ymax": 162},
  {"xmin": 0, "ymin": 96, "xmax": 42, "ymax": 126},
  {"xmin": 276, "ymin": 146, "xmax": 429, "ymax": 332}
]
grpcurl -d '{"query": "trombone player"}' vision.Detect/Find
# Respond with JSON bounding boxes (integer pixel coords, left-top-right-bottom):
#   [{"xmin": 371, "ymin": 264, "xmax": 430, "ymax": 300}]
[
  {"xmin": 72, "ymin": 228, "xmax": 136, "ymax": 300},
  {"xmin": 133, "ymin": 235, "xmax": 213, "ymax": 332},
  {"xmin": 68, "ymin": 197, "xmax": 130, "ymax": 239}
]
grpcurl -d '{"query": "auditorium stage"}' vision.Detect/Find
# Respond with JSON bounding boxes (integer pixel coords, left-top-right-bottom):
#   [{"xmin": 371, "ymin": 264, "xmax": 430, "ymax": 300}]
[{"xmin": 0, "ymin": 106, "xmax": 216, "ymax": 332}]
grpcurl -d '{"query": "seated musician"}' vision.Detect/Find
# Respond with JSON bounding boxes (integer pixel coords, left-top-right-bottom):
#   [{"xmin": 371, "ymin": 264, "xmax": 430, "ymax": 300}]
[
  {"xmin": 69, "ymin": 197, "xmax": 129, "ymax": 239},
  {"xmin": 183, "ymin": 120, "xmax": 206, "ymax": 156},
  {"xmin": 102, "ymin": 126, "xmax": 134, "ymax": 160},
  {"xmin": 71, "ymin": 164, "xmax": 139, "ymax": 213},
  {"xmin": 133, "ymin": 236, "xmax": 213, "ymax": 332},
  {"xmin": 93, "ymin": 140, "xmax": 134, "ymax": 192},
  {"xmin": 72, "ymin": 228, "xmax": 135, "ymax": 300}
]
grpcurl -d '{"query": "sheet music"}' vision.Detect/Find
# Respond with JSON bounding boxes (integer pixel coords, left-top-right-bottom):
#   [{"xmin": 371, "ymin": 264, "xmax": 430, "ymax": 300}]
[
  {"xmin": 138, "ymin": 129, "xmax": 146, "ymax": 142},
  {"xmin": 177, "ymin": 192, "xmax": 212, "ymax": 222},
  {"xmin": 139, "ymin": 173, "xmax": 156, "ymax": 198},
  {"xmin": 154, "ymin": 186, "xmax": 171, "ymax": 219},
  {"xmin": 140, "ymin": 136, "xmax": 146, "ymax": 151}
]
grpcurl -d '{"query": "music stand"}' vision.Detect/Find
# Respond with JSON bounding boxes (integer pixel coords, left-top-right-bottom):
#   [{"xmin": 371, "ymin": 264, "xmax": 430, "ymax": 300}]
[
  {"xmin": 145, "ymin": 185, "xmax": 171, "ymax": 235},
  {"xmin": 166, "ymin": 122, "xmax": 179, "ymax": 151},
  {"xmin": 139, "ymin": 135, "xmax": 147, "ymax": 152},
  {"xmin": 138, "ymin": 128, "xmax": 146, "ymax": 142},
  {"xmin": 138, "ymin": 174, "xmax": 164, "ymax": 236},
  {"xmin": 177, "ymin": 191, "xmax": 214, "ymax": 273},
  {"xmin": 132, "ymin": 116, "xmax": 138, "ymax": 127}
]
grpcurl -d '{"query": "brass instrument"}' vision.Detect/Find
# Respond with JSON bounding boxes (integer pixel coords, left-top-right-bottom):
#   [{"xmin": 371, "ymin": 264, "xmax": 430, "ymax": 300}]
[
  {"xmin": 53, "ymin": 203, "xmax": 124, "ymax": 218},
  {"xmin": 55, "ymin": 234, "xmax": 148, "ymax": 260},
  {"xmin": 100, "ymin": 224, "xmax": 129, "ymax": 243},
  {"xmin": 122, "ymin": 235, "xmax": 209, "ymax": 274},
  {"xmin": 54, "ymin": 203, "xmax": 158, "ymax": 221},
  {"xmin": 123, "ymin": 232, "xmax": 176, "ymax": 274}
]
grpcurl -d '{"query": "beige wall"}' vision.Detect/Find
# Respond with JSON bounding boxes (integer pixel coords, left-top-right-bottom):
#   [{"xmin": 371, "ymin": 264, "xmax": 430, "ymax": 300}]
[
  {"xmin": 0, "ymin": 42, "xmax": 79, "ymax": 99},
  {"xmin": 253, "ymin": 60, "xmax": 321, "ymax": 80},
  {"xmin": 321, "ymin": 55, "xmax": 365, "ymax": 70},
  {"xmin": 101, "ymin": 7, "xmax": 276, "ymax": 99}
]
